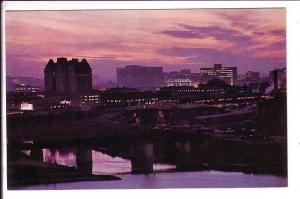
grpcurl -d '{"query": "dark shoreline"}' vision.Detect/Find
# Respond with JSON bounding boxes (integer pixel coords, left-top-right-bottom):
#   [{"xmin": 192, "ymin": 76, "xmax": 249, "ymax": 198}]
[
  {"xmin": 7, "ymin": 156, "xmax": 121, "ymax": 189},
  {"xmin": 9, "ymin": 175, "xmax": 121, "ymax": 190}
]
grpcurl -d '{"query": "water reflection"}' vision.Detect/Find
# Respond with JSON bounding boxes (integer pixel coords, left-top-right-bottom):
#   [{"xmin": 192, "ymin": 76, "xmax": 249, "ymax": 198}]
[
  {"xmin": 23, "ymin": 135, "xmax": 286, "ymax": 178},
  {"xmin": 43, "ymin": 148, "xmax": 77, "ymax": 168},
  {"xmin": 92, "ymin": 150, "xmax": 131, "ymax": 174},
  {"xmin": 12, "ymin": 138, "xmax": 287, "ymax": 189},
  {"xmin": 21, "ymin": 150, "xmax": 31, "ymax": 156},
  {"xmin": 153, "ymin": 164, "xmax": 176, "ymax": 171},
  {"xmin": 39, "ymin": 148, "xmax": 175, "ymax": 175}
]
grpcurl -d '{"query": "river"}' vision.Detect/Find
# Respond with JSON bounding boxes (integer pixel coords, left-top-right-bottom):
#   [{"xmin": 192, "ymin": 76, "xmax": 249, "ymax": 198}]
[{"xmin": 15, "ymin": 148, "xmax": 287, "ymax": 190}]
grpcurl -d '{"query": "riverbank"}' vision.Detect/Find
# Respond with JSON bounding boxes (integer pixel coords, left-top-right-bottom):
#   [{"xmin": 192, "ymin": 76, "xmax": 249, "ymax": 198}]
[{"xmin": 7, "ymin": 155, "xmax": 120, "ymax": 189}]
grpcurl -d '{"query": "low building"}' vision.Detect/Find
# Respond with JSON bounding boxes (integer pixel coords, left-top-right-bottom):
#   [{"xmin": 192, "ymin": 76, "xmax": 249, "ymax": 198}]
[
  {"xmin": 101, "ymin": 88, "xmax": 164, "ymax": 107},
  {"xmin": 200, "ymin": 64, "xmax": 237, "ymax": 86},
  {"xmin": 165, "ymin": 69, "xmax": 200, "ymax": 87},
  {"xmin": 14, "ymin": 83, "xmax": 40, "ymax": 93},
  {"xmin": 161, "ymin": 78, "xmax": 262, "ymax": 104}
]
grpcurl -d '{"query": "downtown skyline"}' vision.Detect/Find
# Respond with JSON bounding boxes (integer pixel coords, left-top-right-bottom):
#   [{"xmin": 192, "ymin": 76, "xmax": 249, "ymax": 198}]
[{"xmin": 5, "ymin": 8, "xmax": 286, "ymax": 81}]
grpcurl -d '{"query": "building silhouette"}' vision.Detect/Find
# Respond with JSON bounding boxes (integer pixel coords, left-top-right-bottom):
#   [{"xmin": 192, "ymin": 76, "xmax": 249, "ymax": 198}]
[
  {"xmin": 269, "ymin": 68, "xmax": 286, "ymax": 90},
  {"xmin": 165, "ymin": 69, "xmax": 200, "ymax": 87},
  {"xmin": 44, "ymin": 57, "xmax": 92, "ymax": 95},
  {"xmin": 200, "ymin": 64, "xmax": 237, "ymax": 86},
  {"xmin": 117, "ymin": 65, "xmax": 164, "ymax": 88},
  {"xmin": 246, "ymin": 71, "xmax": 260, "ymax": 83}
]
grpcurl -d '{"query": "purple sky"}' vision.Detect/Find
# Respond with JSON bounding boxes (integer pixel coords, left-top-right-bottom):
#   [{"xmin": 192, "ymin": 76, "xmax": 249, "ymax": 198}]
[{"xmin": 5, "ymin": 9, "xmax": 286, "ymax": 81}]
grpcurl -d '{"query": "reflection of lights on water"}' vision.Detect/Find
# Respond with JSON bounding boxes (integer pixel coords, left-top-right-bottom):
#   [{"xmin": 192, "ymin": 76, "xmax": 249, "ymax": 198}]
[
  {"xmin": 40, "ymin": 148, "xmax": 176, "ymax": 175},
  {"xmin": 92, "ymin": 150, "xmax": 131, "ymax": 175},
  {"xmin": 42, "ymin": 148, "xmax": 77, "ymax": 167},
  {"xmin": 21, "ymin": 150, "xmax": 31, "ymax": 156},
  {"xmin": 22, "ymin": 140, "xmax": 34, "ymax": 144},
  {"xmin": 153, "ymin": 164, "xmax": 176, "ymax": 171},
  {"xmin": 92, "ymin": 150, "xmax": 176, "ymax": 175}
]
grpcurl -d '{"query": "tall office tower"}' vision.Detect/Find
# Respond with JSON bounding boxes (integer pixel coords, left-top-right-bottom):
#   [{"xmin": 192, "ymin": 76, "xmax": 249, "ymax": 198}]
[{"xmin": 269, "ymin": 68, "xmax": 286, "ymax": 90}]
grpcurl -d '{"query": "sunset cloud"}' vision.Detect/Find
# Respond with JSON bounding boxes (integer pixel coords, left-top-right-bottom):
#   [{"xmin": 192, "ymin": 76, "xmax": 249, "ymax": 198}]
[{"xmin": 5, "ymin": 8, "xmax": 286, "ymax": 80}]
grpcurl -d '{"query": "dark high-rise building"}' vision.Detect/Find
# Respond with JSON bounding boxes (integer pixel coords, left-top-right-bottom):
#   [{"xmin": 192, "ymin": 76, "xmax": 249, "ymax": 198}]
[
  {"xmin": 273, "ymin": 70, "xmax": 279, "ymax": 91},
  {"xmin": 200, "ymin": 64, "xmax": 237, "ymax": 86},
  {"xmin": 245, "ymin": 71, "xmax": 260, "ymax": 83},
  {"xmin": 117, "ymin": 65, "xmax": 164, "ymax": 88},
  {"xmin": 269, "ymin": 68, "xmax": 286, "ymax": 90},
  {"xmin": 269, "ymin": 68, "xmax": 286, "ymax": 89},
  {"xmin": 44, "ymin": 57, "xmax": 92, "ymax": 95}
]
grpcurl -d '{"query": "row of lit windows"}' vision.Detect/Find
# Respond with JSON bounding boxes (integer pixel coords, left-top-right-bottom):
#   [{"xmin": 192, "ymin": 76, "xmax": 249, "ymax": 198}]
[
  {"xmin": 200, "ymin": 69, "xmax": 214, "ymax": 73},
  {"xmin": 50, "ymin": 104, "xmax": 70, "ymax": 109},
  {"xmin": 166, "ymin": 79, "xmax": 193, "ymax": 82},
  {"xmin": 82, "ymin": 95, "xmax": 100, "ymax": 98},
  {"xmin": 144, "ymin": 102, "xmax": 156, "ymax": 105},
  {"xmin": 166, "ymin": 83, "xmax": 193, "ymax": 87},
  {"xmin": 16, "ymin": 87, "xmax": 39, "ymax": 90},
  {"xmin": 177, "ymin": 89, "xmax": 225, "ymax": 92},
  {"xmin": 195, "ymin": 99, "xmax": 215, "ymax": 103},
  {"xmin": 194, "ymin": 95, "xmax": 266, "ymax": 104},
  {"xmin": 212, "ymin": 103, "xmax": 240, "ymax": 108},
  {"xmin": 106, "ymin": 98, "xmax": 159, "ymax": 103},
  {"xmin": 83, "ymin": 98, "xmax": 100, "ymax": 102},
  {"xmin": 216, "ymin": 69, "xmax": 235, "ymax": 72},
  {"xmin": 15, "ymin": 88, "xmax": 39, "ymax": 91}
]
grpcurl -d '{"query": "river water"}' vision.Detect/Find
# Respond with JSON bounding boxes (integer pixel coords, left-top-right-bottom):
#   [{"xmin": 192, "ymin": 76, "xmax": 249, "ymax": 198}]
[
  {"xmin": 17, "ymin": 171, "xmax": 287, "ymax": 190},
  {"xmin": 17, "ymin": 148, "xmax": 287, "ymax": 190}
]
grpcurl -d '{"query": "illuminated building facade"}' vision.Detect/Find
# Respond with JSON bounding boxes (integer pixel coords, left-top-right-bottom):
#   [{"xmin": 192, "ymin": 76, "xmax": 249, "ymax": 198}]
[
  {"xmin": 44, "ymin": 57, "xmax": 92, "ymax": 95},
  {"xmin": 165, "ymin": 78, "xmax": 193, "ymax": 87},
  {"xmin": 14, "ymin": 83, "xmax": 40, "ymax": 93},
  {"xmin": 200, "ymin": 64, "xmax": 237, "ymax": 86},
  {"xmin": 165, "ymin": 69, "xmax": 200, "ymax": 87},
  {"xmin": 101, "ymin": 88, "xmax": 163, "ymax": 107}
]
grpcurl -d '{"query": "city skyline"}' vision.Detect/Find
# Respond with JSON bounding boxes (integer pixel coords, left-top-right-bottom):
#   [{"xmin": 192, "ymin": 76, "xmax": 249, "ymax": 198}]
[
  {"xmin": 5, "ymin": 9, "xmax": 285, "ymax": 81},
  {"xmin": 4, "ymin": 7, "xmax": 288, "ymax": 191}
]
